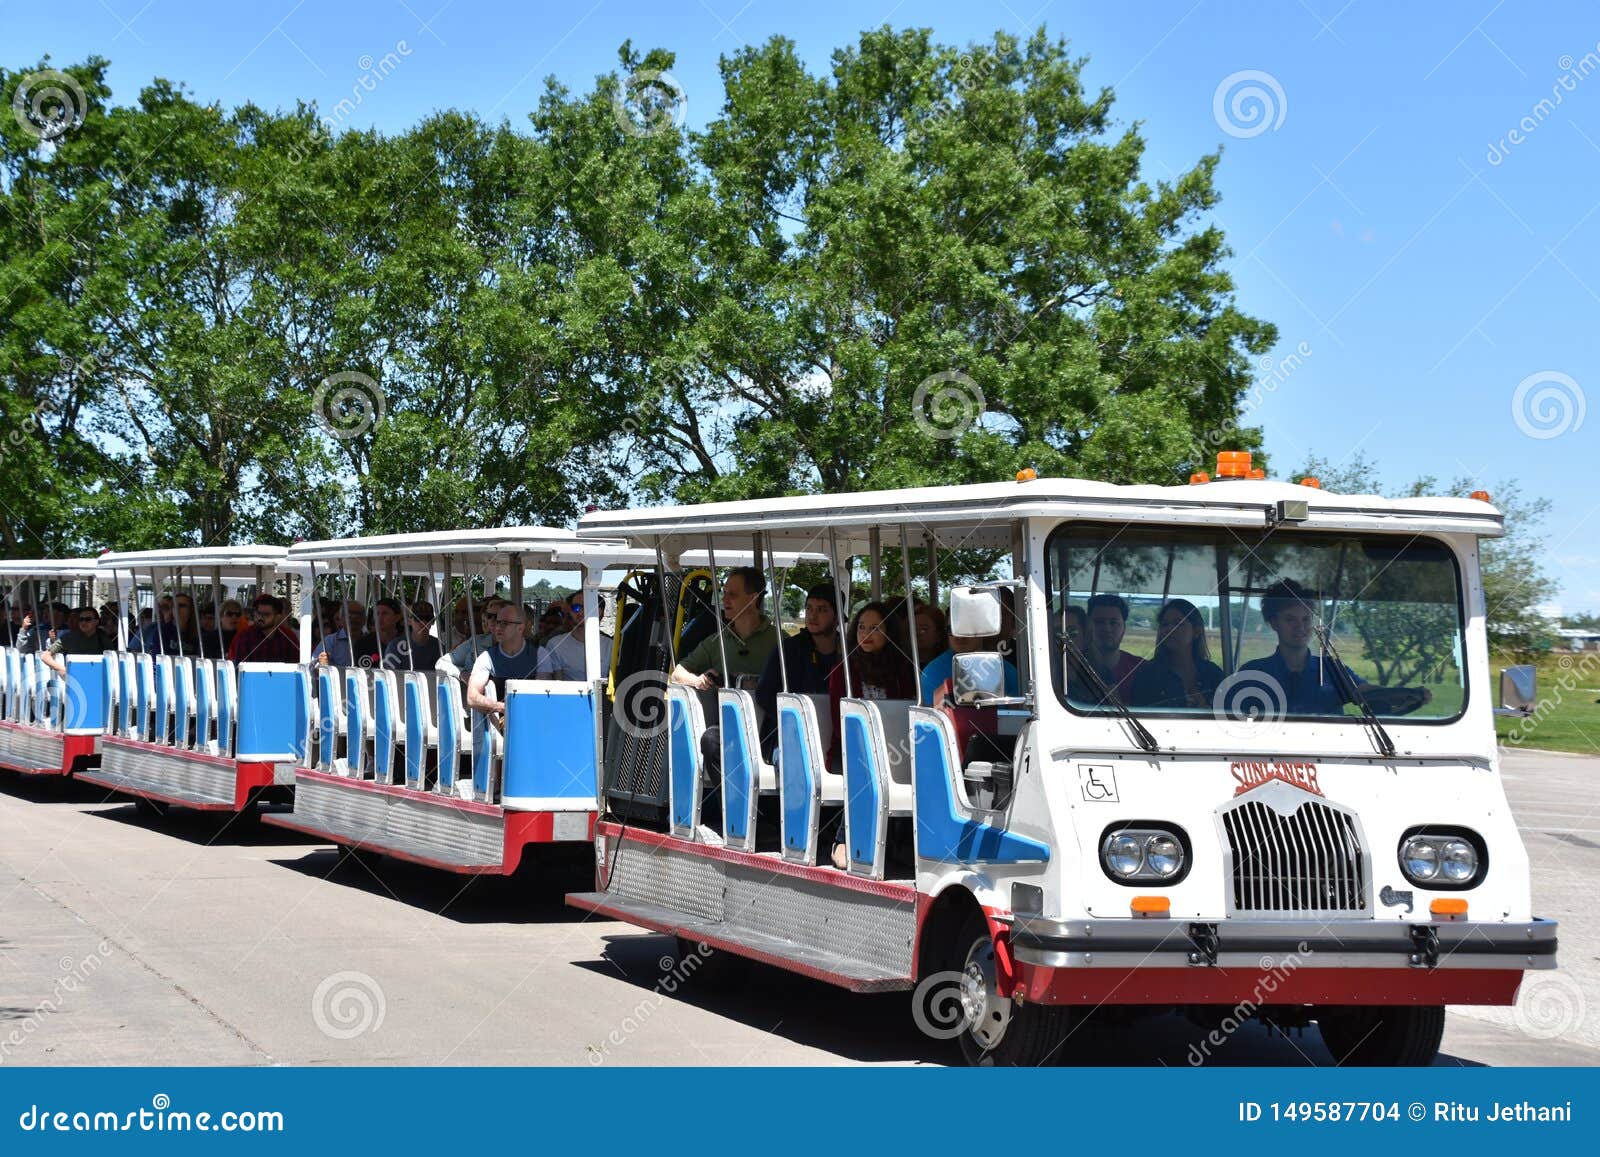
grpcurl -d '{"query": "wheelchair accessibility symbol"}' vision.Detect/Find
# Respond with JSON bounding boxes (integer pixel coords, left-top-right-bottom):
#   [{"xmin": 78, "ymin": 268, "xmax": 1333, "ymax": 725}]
[{"xmin": 1078, "ymin": 764, "xmax": 1119, "ymax": 803}]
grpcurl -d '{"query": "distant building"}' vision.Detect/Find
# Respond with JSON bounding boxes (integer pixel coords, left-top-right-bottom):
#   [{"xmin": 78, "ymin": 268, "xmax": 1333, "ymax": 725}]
[{"xmin": 1555, "ymin": 627, "xmax": 1600, "ymax": 652}]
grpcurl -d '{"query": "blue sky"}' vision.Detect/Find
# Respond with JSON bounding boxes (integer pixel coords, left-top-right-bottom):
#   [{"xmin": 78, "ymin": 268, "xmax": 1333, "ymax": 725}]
[{"xmin": 10, "ymin": 1, "xmax": 1598, "ymax": 611}]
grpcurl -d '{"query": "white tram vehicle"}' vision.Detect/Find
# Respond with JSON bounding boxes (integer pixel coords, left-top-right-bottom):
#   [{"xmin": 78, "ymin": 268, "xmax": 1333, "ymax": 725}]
[
  {"xmin": 0, "ymin": 558, "xmax": 109, "ymax": 778},
  {"xmin": 568, "ymin": 460, "xmax": 1558, "ymax": 1065},
  {"xmin": 80, "ymin": 546, "xmax": 313, "ymax": 814}
]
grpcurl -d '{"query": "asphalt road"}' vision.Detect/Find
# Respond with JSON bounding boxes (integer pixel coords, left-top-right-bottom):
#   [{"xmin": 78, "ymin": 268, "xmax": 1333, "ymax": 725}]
[{"xmin": 0, "ymin": 746, "xmax": 1593, "ymax": 1067}]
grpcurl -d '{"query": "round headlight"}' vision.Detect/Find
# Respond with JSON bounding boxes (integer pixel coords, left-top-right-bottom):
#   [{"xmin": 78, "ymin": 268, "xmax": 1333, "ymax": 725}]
[
  {"xmin": 1440, "ymin": 839, "xmax": 1478, "ymax": 882},
  {"xmin": 1403, "ymin": 837, "xmax": 1440, "ymax": 881},
  {"xmin": 1104, "ymin": 833, "xmax": 1143, "ymax": 877},
  {"xmin": 1145, "ymin": 834, "xmax": 1183, "ymax": 877}
]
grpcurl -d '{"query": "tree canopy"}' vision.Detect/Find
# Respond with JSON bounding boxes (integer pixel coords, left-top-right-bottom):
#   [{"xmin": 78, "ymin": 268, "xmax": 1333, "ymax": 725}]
[{"xmin": 2, "ymin": 29, "xmax": 1277, "ymax": 555}]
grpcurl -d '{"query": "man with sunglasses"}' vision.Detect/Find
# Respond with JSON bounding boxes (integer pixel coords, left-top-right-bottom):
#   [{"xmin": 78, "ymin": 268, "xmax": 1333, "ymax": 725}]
[
  {"xmin": 227, "ymin": 595, "xmax": 301, "ymax": 663},
  {"xmin": 41, "ymin": 606, "xmax": 108, "ymax": 675},
  {"xmin": 465, "ymin": 605, "xmax": 541, "ymax": 722},
  {"xmin": 533, "ymin": 593, "xmax": 610, "ymax": 682}
]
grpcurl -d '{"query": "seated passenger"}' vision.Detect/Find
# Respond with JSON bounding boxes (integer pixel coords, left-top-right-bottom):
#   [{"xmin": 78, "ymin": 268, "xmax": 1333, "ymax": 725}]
[
  {"xmin": 753, "ymin": 584, "xmax": 841, "ymax": 758},
  {"xmin": 669, "ymin": 567, "xmax": 778, "ymax": 833},
  {"xmin": 1084, "ymin": 593, "xmax": 1145, "ymax": 704},
  {"xmin": 41, "ymin": 606, "xmax": 108, "ymax": 674},
  {"xmin": 465, "ymin": 604, "xmax": 540, "ymax": 725},
  {"xmin": 826, "ymin": 601, "xmax": 918, "ymax": 770},
  {"xmin": 228, "ymin": 595, "xmax": 301, "ymax": 664},
  {"xmin": 351, "ymin": 597, "xmax": 403, "ymax": 668},
  {"xmin": 534, "ymin": 594, "xmax": 613, "ymax": 683},
  {"xmin": 915, "ymin": 602, "xmax": 949, "ymax": 667},
  {"xmin": 1130, "ymin": 599, "xmax": 1224, "ymax": 709},
  {"xmin": 1238, "ymin": 578, "xmax": 1432, "ymax": 716},
  {"xmin": 920, "ymin": 631, "xmax": 1020, "ymax": 707},
  {"xmin": 384, "ymin": 601, "xmax": 442, "ymax": 671},
  {"xmin": 316, "ymin": 600, "xmax": 366, "ymax": 667},
  {"xmin": 437, "ymin": 597, "xmax": 504, "ymax": 679}
]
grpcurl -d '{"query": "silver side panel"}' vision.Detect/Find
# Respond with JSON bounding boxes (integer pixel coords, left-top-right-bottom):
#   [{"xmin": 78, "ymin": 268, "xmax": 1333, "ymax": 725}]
[
  {"xmin": 602, "ymin": 837, "xmax": 916, "ymax": 980},
  {"xmin": 97, "ymin": 744, "xmax": 237, "ymax": 805},
  {"xmin": 291, "ymin": 776, "xmax": 505, "ymax": 869},
  {"xmin": 6, "ymin": 729, "xmax": 66, "ymax": 771}
]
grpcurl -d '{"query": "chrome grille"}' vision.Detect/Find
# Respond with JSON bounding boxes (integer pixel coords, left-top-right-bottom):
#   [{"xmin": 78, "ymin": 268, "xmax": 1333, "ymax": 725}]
[{"xmin": 1221, "ymin": 790, "xmax": 1367, "ymax": 915}]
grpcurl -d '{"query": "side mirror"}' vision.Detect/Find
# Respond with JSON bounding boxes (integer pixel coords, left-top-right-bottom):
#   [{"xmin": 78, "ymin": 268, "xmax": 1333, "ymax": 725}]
[
  {"xmin": 1497, "ymin": 665, "xmax": 1537, "ymax": 717},
  {"xmin": 952, "ymin": 652, "xmax": 1006, "ymax": 705},
  {"xmin": 949, "ymin": 586, "xmax": 1003, "ymax": 639}
]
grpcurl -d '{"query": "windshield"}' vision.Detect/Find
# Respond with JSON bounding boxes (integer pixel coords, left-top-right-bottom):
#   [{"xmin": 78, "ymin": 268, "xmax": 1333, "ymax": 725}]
[{"xmin": 1045, "ymin": 525, "xmax": 1466, "ymax": 725}]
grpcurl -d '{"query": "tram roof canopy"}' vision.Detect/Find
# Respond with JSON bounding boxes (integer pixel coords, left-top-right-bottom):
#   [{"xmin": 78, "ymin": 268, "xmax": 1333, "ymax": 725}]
[
  {"xmin": 0, "ymin": 558, "xmax": 104, "ymax": 579},
  {"xmin": 577, "ymin": 477, "xmax": 1504, "ymax": 554},
  {"xmin": 96, "ymin": 546, "xmax": 298, "ymax": 578}
]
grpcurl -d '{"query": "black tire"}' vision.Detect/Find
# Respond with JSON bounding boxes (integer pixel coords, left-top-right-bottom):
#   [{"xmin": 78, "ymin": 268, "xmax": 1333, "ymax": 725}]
[
  {"xmin": 928, "ymin": 909, "xmax": 1078, "ymax": 1067},
  {"xmin": 1317, "ymin": 1005, "xmax": 1444, "ymax": 1066}
]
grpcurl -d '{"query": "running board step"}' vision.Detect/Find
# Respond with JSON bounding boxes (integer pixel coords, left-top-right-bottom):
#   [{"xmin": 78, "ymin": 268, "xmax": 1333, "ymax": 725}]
[{"xmin": 569, "ymin": 892, "xmax": 914, "ymax": 992}]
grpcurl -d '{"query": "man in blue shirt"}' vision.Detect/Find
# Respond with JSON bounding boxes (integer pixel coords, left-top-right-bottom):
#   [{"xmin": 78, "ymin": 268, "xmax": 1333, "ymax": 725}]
[{"xmin": 1239, "ymin": 579, "xmax": 1363, "ymax": 715}]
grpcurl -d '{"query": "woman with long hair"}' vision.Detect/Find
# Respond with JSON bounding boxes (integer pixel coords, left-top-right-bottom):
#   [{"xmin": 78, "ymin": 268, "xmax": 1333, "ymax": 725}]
[{"xmin": 1130, "ymin": 598, "xmax": 1224, "ymax": 709}]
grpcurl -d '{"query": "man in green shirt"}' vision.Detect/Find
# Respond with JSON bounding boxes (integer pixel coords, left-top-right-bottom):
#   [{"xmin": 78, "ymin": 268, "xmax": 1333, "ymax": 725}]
[{"xmin": 668, "ymin": 567, "xmax": 780, "ymax": 836}]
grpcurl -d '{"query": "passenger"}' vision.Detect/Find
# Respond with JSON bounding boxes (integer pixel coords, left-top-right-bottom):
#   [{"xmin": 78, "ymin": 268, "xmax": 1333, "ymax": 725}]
[
  {"xmin": 384, "ymin": 600, "xmax": 442, "ymax": 670},
  {"xmin": 534, "ymin": 601, "xmax": 568, "ymax": 646},
  {"xmin": 317, "ymin": 599, "xmax": 367, "ymax": 667},
  {"xmin": 669, "ymin": 567, "xmax": 778, "ymax": 831},
  {"xmin": 351, "ymin": 597, "xmax": 403, "ymax": 668},
  {"xmin": 753, "ymin": 583, "xmax": 841, "ymax": 758},
  {"xmin": 826, "ymin": 601, "xmax": 918, "ymax": 771},
  {"xmin": 465, "ymin": 603, "xmax": 540, "ymax": 726},
  {"xmin": 49, "ymin": 601, "xmax": 70, "ymax": 638},
  {"xmin": 227, "ymin": 595, "xmax": 300, "ymax": 664},
  {"xmin": 15, "ymin": 608, "xmax": 48, "ymax": 654},
  {"xmin": 137, "ymin": 596, "xmax": 176, "ymax": 653},
  {"xmin": 171, "ymin": 594, "xmax": 202, "ymax": 654},
  {"xmin": 522, "ymin": 602, "xmax": 541, "ymax": 645},
  {"xmin": 535, "ymin": 594, "xmax": 612, "ymax": 682},
  {"xmin": 1236, "ymin": 579, "xmax": 1432, "ymax": 716},
  {"xmin": 915, "ymin": 602, "xmax": 949, "ymax": 667},
  {"xmin": 216, "ymin": 600, "xmax": 243, "ymax": 656},
  {"xmin": 1130, "ymin": 599, "xmax": 1224, "ymax": 709},
  {"xmin": 436, "ymin": 597, "xmax": 503, "ymax": 680},
  {"xmin": 1084, "ymin": 593, "xmax": 1145, "ymax": 703},
  {"xmin": 41, "ymin": 606, "xmax": 108, "ymax": 674},
  {"xmin": 1059, "ymin": 604, "xmax": 1092, "ymax": 699},
  {"xmin": 97, "ymin": 603, "xmax": 120, "ymax": 649}
]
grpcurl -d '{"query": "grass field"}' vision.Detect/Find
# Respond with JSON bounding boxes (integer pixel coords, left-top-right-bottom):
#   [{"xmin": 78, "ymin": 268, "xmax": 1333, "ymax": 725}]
[{"xmin": 1494, "ymin": 652, "xmax": 1600, "ymax": 755}]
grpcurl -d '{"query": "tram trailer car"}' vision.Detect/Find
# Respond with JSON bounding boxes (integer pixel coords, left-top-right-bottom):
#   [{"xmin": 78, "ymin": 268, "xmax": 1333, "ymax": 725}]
[{"xmin": 568, "ymin": 463, "xmax": 1557, "ymax": 1065}]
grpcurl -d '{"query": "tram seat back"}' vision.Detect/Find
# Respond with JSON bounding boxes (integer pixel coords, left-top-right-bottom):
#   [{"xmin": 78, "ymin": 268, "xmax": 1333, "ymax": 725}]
[
  {"xmin": 194, "ymin": 658, "xmax": 214, "ymax": 752},
  {"xmin": 501, "ymin": 681, "xmax": 599, "ymax": 811},
  {"xmin": 909, "ymin": 706, "xmax": 1048, "ymax": 867},
  {"xmin": 315, "ymin": 665, "xmax": 344, "ymax": 771},
  {"xmin": 470, "ymin": 711, "xmax": 503, "ymax": 802},
  {"xmin": 718, "ymin": 689, "xmax": 771, "ymax": 851},
  {"xmin": 134, "ymin": 653, "xmax": 156, "ymax": 741},
  {"xmin": 234, "ymin": 663, "xmax": 311, "ymax": 763},
  {"xmin": 101, "ymin": 651, "xmax": 120, "ymax": 736},
  {"xmin": 63, "ymin": 655, "xmax": 110, "ymax": 736},
  {"xmin": 371, "ymin": 669, "xmax": 401, "ymax": 784},
  {"xmin": 153, "ymin": 655, "xmax": 175, "ymax": 745},
  {"xmin": 173, "ymin": 657, "xmax": 195, "ymax": 748},
  {"xmin": 776, "ymin": 692, "xmax": 834, "ymax": 865},
  {"xmin": 666, "ymin": 685, "xmax": 706, "ymax": 838},
  {"xmin": 839, "ymin": 698, "xmax": 916, "ymax": 879},
  {"xmin": 403, "ymin": 671, "xmax": 437, "ymax": 790},
  {"xmin": 215, "ymin": 660, "xmax": 238, "ymax": 757},
  {"xmin": 4, "ymin": 648, "xmax": 18, "ymax": 721},
  {"xmin": 435, "ymin": 677, "xmax": 470, "ymax": 794},
  {"xmin": 344, "ymin": 668, "xmax": 371, "ymax": 778}
]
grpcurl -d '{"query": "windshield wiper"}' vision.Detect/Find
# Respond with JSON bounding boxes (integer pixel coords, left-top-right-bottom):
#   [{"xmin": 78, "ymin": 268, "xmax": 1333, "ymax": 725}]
[
  {"xmin": 1313, "ymin": 623, "xmax": 1396, "ymax": 758},
  {"xmin": 1060, "ymin": 634, "xmax": 1158, "ymax": 753}
]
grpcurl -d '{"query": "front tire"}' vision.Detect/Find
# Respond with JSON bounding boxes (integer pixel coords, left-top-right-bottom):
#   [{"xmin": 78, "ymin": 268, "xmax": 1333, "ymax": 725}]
[
  {"xmin": 926, "ymin": 909, "xmax": 1077, "ymax": 1067},
  {"xmin": 1317, "ymin": 1005, "xmax": 1444, "ymax": 1066}
]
